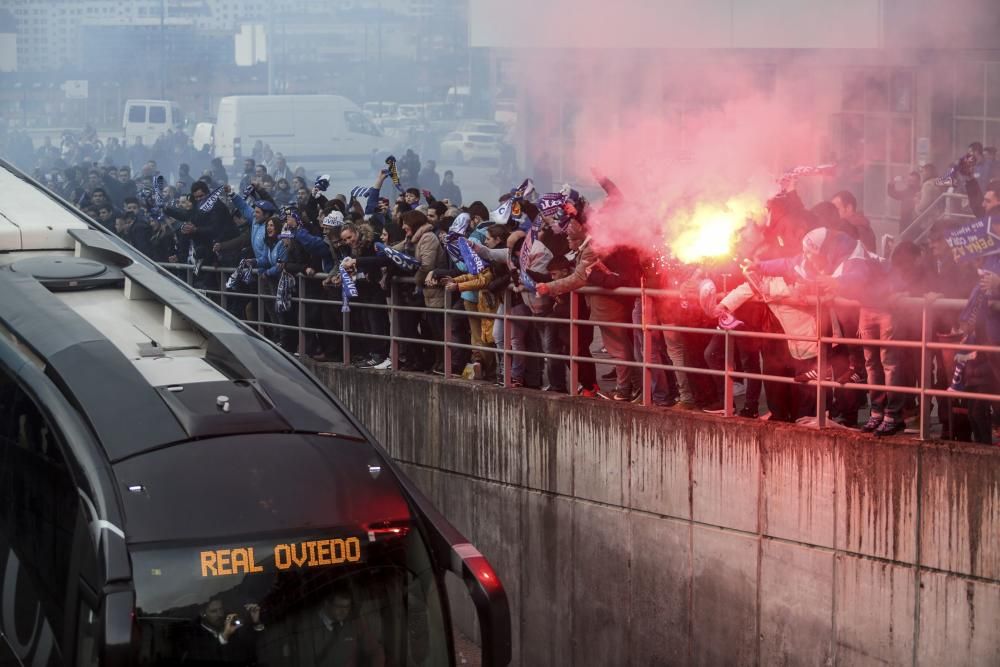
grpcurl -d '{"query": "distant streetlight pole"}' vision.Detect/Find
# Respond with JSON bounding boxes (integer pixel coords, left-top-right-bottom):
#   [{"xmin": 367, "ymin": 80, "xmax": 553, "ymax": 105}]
[
  {"xmin": 266, "ymin": 15, "xmax": 274, "ymax": 95},
  {"xmin": 160, "ymin": 0, "xmax": 166, "ymax": 99}
]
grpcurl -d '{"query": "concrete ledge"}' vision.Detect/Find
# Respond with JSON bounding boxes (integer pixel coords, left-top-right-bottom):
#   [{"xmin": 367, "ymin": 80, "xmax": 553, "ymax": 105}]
[{"xmin": 307, "ymin": 362, "xmax": 1000, "ymax": 666}]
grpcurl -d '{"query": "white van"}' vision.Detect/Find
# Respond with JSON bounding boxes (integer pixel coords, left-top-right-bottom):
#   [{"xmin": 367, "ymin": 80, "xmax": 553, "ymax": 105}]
[
  {"xmin": 123, "ymin": 99, "xmax": 184, "ymax": 146},
  {"xmin": 213, "ymin": 95, "xmax": 385, "ymax": 173}
]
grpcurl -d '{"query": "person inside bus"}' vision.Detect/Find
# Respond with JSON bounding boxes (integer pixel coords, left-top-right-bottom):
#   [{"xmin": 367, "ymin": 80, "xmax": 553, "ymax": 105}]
[
  {"xmin": 300, "ymin": 587, "xmax": 385, "ymax": 667},
  {"xmin": 180, "ymin": 597, "xmax": 261, "ymax": 666}
]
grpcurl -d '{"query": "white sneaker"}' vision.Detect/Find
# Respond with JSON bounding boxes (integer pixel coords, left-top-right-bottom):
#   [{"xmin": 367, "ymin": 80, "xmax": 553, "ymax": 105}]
[{"xmin": 373, "ymin": 358, "xmax": 392, "ymax": 370}]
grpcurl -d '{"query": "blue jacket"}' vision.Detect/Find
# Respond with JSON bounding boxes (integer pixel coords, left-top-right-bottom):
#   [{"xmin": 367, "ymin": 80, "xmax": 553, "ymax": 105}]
[
  {"xmin": 233, "ymin": 194, "xmax": 270, "ymax": 265},
  {"xmin": 257, "ymin": 239, "xmax": 288, "ymax": 278},
  {"xmin": 364, "ymin": 181, "xmax": 382, "ymax": 216},
  {"xmin": 293, "ymin": 227, "xmax": 334, "ymax": 273}
]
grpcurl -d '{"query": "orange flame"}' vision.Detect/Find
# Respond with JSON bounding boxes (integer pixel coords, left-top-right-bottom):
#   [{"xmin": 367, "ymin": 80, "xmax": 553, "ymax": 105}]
[{"xmin": 666, "ymin": 194, "xmax": 763, "ymax": 264}]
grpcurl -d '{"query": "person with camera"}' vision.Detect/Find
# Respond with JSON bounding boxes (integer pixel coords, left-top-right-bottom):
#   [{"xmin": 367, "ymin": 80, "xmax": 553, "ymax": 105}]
[{"xmin": 180, "ymin": 597, "xmax": 262, "ymax": 665}]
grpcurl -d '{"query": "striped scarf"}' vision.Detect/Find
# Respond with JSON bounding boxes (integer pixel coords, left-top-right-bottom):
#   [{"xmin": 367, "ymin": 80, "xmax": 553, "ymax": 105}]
[
  {"xmin": 275, "ymin": 271, "xmax": 296, "ymax": 314},
  {"xmin": 198, "ymin": 186, "xmax": 226, "ymax": 212},
  {"xmin": 340, "ymin": 265, "xmax": 359, "ymax": 312},
  {"xmin": 225, "ymin": 259, "xmax": 255, "ymax": 290}
]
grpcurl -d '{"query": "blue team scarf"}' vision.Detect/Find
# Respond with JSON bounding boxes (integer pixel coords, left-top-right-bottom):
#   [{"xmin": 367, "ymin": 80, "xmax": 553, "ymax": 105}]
[
  {"xmin": 198, "ymin": 185, "xmax": 225, "ymax": 212},
  {"xmin": 148, "ymin": 174, "xmax": 167, "ymax": 222},
  {"xmin": 443, "ymin": 234, "xmax": 463, "ymax": 265},
  {"xmin": 280, "ymin": 206, "xmax": 302, "ymax": 226},
  {"xmin": 536, "ymin": 192, "xmax": 568, "ymax": 217},
  {"xmin": 275, "ymin": 271, "xmax": 296, "ymax": 314},
  {"xmin": 351, "ymin": 185, "xmax": 374, "ymax": 201},
  {"xmin": 226, "ymin": 258, "xmax": 255, "ymax": 290},
  {"xmin": 375, "ymin": 241, "xmax": 420, "ymax": 273},
  {"xmin": 151, "ymin": 174, "xmax": 166, "ymax": 208},
  {"xmin": 457, "ymin": 237, "xmax": 486, "ymax": 275},
  {"xmin": 339, "ymin": 265, "xmax": 359, "ymax": 312},
  {"xmin": 443, "ymin": 213, "xmax": 471, "ymax": 265}
]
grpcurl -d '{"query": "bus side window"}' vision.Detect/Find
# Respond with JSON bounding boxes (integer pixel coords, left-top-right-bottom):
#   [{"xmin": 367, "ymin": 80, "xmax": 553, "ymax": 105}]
[
  {"xmin": 0, "ymin": 367, "xmax": 79, "ymax": 651},
  {"xmin": 149, "ymin": 106, "xmax": 167, "ymax": 124}
]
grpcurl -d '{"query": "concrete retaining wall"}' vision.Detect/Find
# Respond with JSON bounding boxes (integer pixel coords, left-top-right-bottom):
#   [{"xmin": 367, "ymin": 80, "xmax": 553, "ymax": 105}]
[{"xmin": 307, "ymin": 363, "xmax": 1000, "ymax": 666}]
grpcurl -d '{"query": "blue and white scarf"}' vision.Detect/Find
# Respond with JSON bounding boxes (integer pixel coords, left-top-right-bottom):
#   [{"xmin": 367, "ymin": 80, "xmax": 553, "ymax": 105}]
[
  {"xmin": 443, "ymin": 212, "xmax": 471, "ymax": 266},
  {"xmin": 275, "ymin": 270, "xmax": 296, "ymax": 314},
  {"xmin": 148, "ymin": 174, "xmax": 166, "ymax": 222},
  {"xmin": 340, "ymin": 265, "xmax": 359, "ymax": 312},
  {"xmin": 198, "ymin": 185, "xmax": 226, "ymax": 212},
  {"xmin": 536, "ymin": 192, "xmax": 568, "ymax": 217},
  {"xmin": 490, "ymin": 178, "xmax": 535, "ymax": 224},
  {"xmin": 350, "ymin": 185, "xmax": 374, "ymax": 201},
  {"xmin": 225, "ymin": 258, "xmax": 255, "ymax": 290},
  {"xmin": 375, "ymin": 241, "xmax": 420, "ymax": 273},
  {"xmin": 458, "ymin": 237, "xmax": 486, "ymax": 275}
]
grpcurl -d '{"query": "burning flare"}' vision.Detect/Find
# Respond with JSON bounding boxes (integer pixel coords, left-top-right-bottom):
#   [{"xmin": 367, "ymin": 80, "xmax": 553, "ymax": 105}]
[{"xmin": 667, "ymin": 194, "xmax": 763, "ymax": 264}]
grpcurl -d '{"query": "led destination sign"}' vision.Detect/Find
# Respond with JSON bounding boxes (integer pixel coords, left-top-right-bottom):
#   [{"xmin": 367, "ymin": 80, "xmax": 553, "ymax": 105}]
[{"xmin": 199, "ymin": 537, "xmax": 363, "ymax": 577}]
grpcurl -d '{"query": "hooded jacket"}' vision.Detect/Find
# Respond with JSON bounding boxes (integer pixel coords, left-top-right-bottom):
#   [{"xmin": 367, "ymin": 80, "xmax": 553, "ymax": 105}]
[{"xmin": 756, "ymin": 228, "xmax": 887, "ymax": 307}]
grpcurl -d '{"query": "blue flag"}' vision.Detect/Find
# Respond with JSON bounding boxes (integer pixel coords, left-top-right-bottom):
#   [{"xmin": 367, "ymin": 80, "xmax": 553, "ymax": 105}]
[
  {"xmin": 946, "ymin": 217, "xmax": 1000, "ymax": 263},
  {"xmin": 339, "ymin": 265, "xmax": 359, "ymax": 312},
  {"xmin": 458, "ymin": 237, "xmax": 486, "ymax": 275},
  {"xmin": 491, "ymin": 198, "xmax": 513, "ymax": 224},
  {"xmin": 350, "ymin": 185, "xmax": 374, "ymax": 202},
  {"xmin": 376, "ymin": 241, "xmax": 420, "ymax": 273},
  {"xmin": 444, "ymin": 234, "xmax": 463, "ymax": 265}
]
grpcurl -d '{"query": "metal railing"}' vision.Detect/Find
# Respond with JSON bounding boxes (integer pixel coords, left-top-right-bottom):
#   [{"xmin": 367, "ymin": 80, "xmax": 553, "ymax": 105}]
[
  {"xmin": 161, "ymin": 262, "xmax": 1000, "ymax": 442},
  {"xmin": 899, "ymin": 190, "xmax": 974, "ymax": 243}
]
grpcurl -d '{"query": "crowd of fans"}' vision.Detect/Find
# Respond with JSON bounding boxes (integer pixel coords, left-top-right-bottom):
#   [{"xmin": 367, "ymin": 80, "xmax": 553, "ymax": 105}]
[{"xmin": 6, "ymin": 129, "xmax": 1000, "ymax": 444}]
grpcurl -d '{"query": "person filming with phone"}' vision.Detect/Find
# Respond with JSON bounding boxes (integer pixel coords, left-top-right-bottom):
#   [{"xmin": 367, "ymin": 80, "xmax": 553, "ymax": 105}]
[{"xmin": 180, "ymin": 597, "xmax": 262, "ymax": 665}]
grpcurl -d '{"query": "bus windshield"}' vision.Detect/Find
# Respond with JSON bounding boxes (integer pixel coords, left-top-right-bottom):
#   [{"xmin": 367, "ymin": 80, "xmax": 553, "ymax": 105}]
[{"xmin": 131, "ymin": 522, "xmax": 451, "ymax": 666}]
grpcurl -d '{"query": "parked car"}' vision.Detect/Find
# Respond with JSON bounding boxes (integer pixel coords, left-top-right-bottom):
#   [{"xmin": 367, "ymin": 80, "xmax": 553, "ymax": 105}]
[
  {"xmin": 439, "ymin": 132, "xmax": 501, "ymax": 164},
  {"xmin": 456, "ymin": 119, "xmax": 508, "ymax": 138}
]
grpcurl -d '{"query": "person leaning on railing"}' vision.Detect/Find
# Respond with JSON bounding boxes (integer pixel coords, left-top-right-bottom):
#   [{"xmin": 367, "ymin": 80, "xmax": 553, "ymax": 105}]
[
  {"xmin": 505, "ymin": 228, "xmax": 554, "ymax": 389},
  {"xmin": 338, "ymin": 221, "xmax": 392, "ymax": 369},
  {"xmin": 289, "ymin": 211, "xmax": 348, "ymax": 362},
  {"xmin": 952, "ymin": 177, "xmax": 1000, "ymax": 442},
  {"xmin": 443, "ymin": 223, "xmax": 509, "ymax": 382},
  {"xmin": 748, "ymin": 227, "xmax": 892, "ymax": 426},
  {"xmin": 402, "ymin": 209, "xmax": 449, "ymax": 374},
  {"xmin": 535, "ymin": 215, "xmax": 642, "ymax": 402},
  {"xmin": 468, "ymin": 225, "xmax": 513, "ymax": 384}
]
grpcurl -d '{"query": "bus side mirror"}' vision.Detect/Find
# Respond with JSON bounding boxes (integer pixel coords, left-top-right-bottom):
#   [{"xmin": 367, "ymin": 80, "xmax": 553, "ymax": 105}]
[
  {"xmin": 450, "ymin": 543, "xmax": 511, "ymax": 667},
  {"xmin": 100, "ymin": 589, "xmax": 136, "ymax": 667}
]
